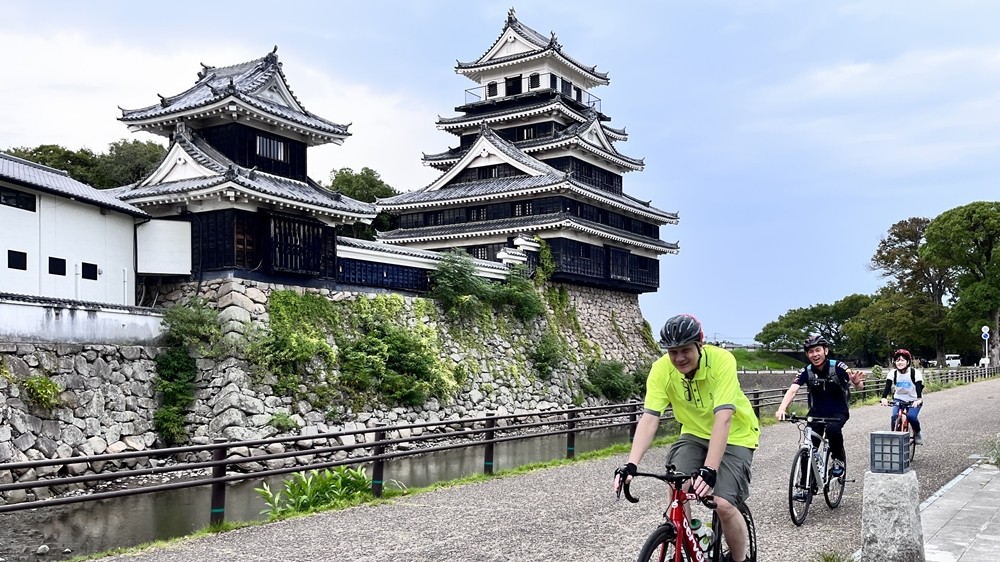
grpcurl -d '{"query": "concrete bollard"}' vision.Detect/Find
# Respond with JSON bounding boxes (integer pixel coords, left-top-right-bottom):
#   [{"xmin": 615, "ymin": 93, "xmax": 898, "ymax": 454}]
[{"xmin": 860, "ymin": 470, "xmax": 925, "ymax": 562}]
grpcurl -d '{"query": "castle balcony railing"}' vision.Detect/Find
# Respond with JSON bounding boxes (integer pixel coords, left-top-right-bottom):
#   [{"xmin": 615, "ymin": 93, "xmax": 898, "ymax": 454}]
[{"xmin": 463, "ymin": 72, "xmax": 601, "ymax": 114}]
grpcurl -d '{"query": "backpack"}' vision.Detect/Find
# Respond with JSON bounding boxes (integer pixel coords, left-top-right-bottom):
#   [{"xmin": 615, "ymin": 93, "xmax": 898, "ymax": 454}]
[
  {"xmin": 891, "ymin": 367, "xmax": 913, "ymax": 385},
  {"xmin": 806, "ymin": 359, "xmax": 851, "ymax": 406}
]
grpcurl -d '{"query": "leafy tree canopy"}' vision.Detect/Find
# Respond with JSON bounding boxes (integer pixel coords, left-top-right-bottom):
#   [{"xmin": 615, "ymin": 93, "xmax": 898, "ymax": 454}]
[
  {"xmin": 755, "ymin": 293, "xmax": 872, "ymax": 354},
  {"xmin": 5, "ymin": 139, "xmax": 166, "ymax": 189},
  {"xmin": 923, "ymin": 201, "xmax": 1000, "ymax": 359},
  {"xmin": 329, "ymin": 167, "xmax": 399, "ymax": 240}
]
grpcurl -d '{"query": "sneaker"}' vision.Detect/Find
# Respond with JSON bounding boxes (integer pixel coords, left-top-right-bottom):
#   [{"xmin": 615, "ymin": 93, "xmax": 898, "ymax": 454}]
[
  {"xmin": 914, "ymin": 432, "xmax": 924, "ymax": 445},
  {"xmin": 792, "ymin": 489, "xmax": 809, "ymax": 501},
  {"xmin": 830, "ymin": 460, "xmax": 845, "ymax": 478}
]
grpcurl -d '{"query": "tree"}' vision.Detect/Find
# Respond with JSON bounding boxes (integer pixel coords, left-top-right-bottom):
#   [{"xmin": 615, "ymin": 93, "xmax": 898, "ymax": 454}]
[
  {"xmin": 923, "ymin": 202, "xmax": 1000, "ymax": 364},
  {"xmin": 94, "ymin": 140, "xmax": 166, "ymax": 188},
  {"xmin": 869, "ymin": 217, "xmax": 956, "ymax": 362},
  {"xmin": 755, "ymin": 294, "xmax": 873, "ymax": 357},
  {"xmin": 5, "ymin": 144, "xmax": 101, "ymax": 186},
  {"xmin": 5, "ymin": 139, "xmax": 165, "ymax": 189},
  {"xmin": 329, "ymin": 167, "xmax": 399, "ymax": 240}
]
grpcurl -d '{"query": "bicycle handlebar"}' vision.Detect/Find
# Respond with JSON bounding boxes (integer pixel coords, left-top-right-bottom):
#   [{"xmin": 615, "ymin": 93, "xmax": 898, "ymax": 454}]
[
  {"xmin": 619, "ymin": 468, "xmax": 718, "ymax": 510},
  {"xmin": 887, "ymin": 399, "xmax": 916, "ymax": 407},
  {"xmin": 783, "ymin": 413, "xmax": 840, "ymax": 424}
]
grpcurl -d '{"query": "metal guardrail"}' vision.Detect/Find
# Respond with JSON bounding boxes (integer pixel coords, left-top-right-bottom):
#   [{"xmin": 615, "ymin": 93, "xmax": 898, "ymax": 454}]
[{"xmin": 1, "ymin": 366, "xmax": 996, "ymax": 520}]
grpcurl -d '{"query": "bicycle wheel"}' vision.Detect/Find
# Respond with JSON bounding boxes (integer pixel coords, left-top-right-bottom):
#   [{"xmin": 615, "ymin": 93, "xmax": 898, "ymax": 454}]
[
  {"xmin": 711, "ymin": 500, "xmax": 757, "ymax": 562},
  {"xmin": 636, "ymin": 524, "xmax": 686, "ymax": 562},
  {"xmin": 788, "ymin": 448, "xmax": 812, "ymax": 526},
  {"xmin": 823, "ymin": 448, "xmax": 845, "ymax": 509}
]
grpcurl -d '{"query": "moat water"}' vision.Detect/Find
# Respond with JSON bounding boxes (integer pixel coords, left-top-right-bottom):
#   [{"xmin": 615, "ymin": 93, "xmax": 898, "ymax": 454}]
[{"xmin": 2, "ymin": 426, "xmax": 647, "ymax": 561}]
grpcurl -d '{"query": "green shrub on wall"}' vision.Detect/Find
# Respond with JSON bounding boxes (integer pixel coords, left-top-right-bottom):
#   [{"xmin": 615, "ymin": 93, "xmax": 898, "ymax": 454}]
[
  {"xmin": 248, "ymin": 291, "xmax": 457, "ymax": 410},
  {"xmin": 427, "ymin": 251, "xmax": 544, "ymax": 322},
  {"xmin": 154, "ymin": 298, "xmax": 222, "ymax": 445},
  {"xmin": 583, "ymin": 359, "xmax": 640, "ymax": 401},
  {"xmin": 530, "ymin": 330, "xmax": 565, "ymax": 379},
  {"xmin": 22, "ymin": 374, "xmax": 63, "ymax": 409}
]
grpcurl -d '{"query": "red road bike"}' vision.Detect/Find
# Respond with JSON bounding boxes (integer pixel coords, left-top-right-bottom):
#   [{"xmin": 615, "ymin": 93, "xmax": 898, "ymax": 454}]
[{"xmin": 618, "ymin": 465, "xmax": 757, "ymax": 562}]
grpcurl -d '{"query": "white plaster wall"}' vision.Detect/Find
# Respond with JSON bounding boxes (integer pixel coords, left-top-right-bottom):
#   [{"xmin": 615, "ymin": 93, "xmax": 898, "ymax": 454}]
[
  {"xmin": 0, "ymin": 300, "xmax": 164, "ymax": 344},
  {"xmin": 2, "ymin": 188, "xmax": 137, "ymax": 305},
  {"xmin": 0, "ymin": 195, "xmax": 40, "ymax": 296}
]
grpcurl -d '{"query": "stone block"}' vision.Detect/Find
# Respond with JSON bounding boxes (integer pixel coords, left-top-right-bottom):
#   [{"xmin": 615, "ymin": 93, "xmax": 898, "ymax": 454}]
[{"xmin": 861, "ymin": 470, "xmax": 925, "ymax": 562}]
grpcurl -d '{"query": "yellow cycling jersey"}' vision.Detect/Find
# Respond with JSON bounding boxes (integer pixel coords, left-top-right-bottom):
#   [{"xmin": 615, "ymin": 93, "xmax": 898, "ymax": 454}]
[{"xmin": 643, "ymin": 344, "xmax": 760, "ymax": 449}]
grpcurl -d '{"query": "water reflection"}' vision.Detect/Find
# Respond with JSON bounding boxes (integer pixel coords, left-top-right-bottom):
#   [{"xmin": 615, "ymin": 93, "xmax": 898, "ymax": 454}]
[{"xmin": 4, "ymin": 426, "xmax": 646, "ymax": 560}]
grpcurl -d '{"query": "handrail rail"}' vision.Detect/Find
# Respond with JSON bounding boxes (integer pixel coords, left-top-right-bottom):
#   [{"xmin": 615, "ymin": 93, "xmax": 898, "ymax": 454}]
[{"xmin": 1, "ymin": 366, "xmax": 995, "ymax": 518}]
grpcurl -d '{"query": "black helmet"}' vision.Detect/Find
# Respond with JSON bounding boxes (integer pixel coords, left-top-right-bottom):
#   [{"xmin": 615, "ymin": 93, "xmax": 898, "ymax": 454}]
[
  {"xmin": 803, "ymin": 334, "xmax": 829, "ymax": 351},
  {"xmin": 660, "ymin": 314, "xmax": 704, "ymax": 349}
]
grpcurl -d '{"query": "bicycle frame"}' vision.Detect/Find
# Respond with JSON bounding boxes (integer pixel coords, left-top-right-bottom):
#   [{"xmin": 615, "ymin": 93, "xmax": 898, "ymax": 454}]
[
  {"xmin": 893, "ymin": 400, "xmax": 912, "ymax": 432},
  {"xmin": 664, "ymin": 488, "xmax": 713, "ymax": 562},
  {"xmin": 621, "ymin": 469, "xmax": 719, "ymax": 562},
  {"xmin": 792, "ymin": 417, "xmax": 831, "ymax": 488}
]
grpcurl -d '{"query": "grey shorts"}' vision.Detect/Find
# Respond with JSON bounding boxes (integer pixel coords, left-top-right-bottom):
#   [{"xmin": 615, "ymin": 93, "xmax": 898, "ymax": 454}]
[{"xmin": 665, "ymin": 434, "xmax": 754, "ymax": 506}]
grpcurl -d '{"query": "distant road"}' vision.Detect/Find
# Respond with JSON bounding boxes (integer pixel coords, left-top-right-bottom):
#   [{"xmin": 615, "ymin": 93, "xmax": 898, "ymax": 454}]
[{"xmin": 91, "ymin": 378, "xmax": 1000, "ymax": 562}]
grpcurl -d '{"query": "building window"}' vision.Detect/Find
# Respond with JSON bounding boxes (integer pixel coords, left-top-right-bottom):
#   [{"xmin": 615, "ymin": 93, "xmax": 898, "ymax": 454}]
[
  {"xmin": 487, "ymin": 82, "xmax": 498, "ymax": 97},
  {"xmin": 7, "ymin": 250, "xmax": 27, "ymax": 270},
  {"xmin": 529, "ymin": 73, "xmax": 540, "ymax": 89},
  {"xmin": 1, "ymin": 186, "xmax": 36, "ymax": 212},
  {"xmin": 514, "ymin": 201, "xmax": 533, "ymax": 217},
  {"xmin": 505, "ymin": 75, "xmax": 522, "ymax": 96},
  {"xmin": 49, "ymin": 257, "xmax": 66, "ymax": 276},
  {"xmin": 521, "ymin": 126, "xmax": 534, "ymax": 141},
  {"xmin": 561, "ymin": 79, "xmax": 573, "ymax": 97},
  {"xmin": 82, "ymin": 262, "xmax": 98, "ymax": 280},
  {"xmin": 256, "ymin": 136, "xmax": 287, "ymax": 162}
]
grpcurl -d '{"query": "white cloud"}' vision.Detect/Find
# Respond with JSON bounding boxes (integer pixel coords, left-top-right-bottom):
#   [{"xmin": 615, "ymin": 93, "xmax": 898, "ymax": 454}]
[{"xmin": 746, "ymin": 46, "xmax": 1000, "ymax": 174}]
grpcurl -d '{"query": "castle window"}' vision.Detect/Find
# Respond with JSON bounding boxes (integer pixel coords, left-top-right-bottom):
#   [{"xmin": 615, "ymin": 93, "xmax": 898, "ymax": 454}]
[
  {"xmin": 514, "ymin": 201, "xmax": 533, "ymax": 217},
  {"xmin": 529, "ymin": 73, "xmax": 540, "ymax": 89},
  {"xmin": 82, "ymin": 262, "xmax": 98, "ymax": 280},
  {"xmin": 505, "ymin": 75, "xmax": 522, "ymax": 96},
  {"xmin": 256, "ymin": 136, "xmax": 287, "ymax": 162},
  {"xmin": 7, "ymin": 250, "xmax": 27, "ymax": 270},
  {"xmin": 521, "ymin": 127, "xmax": 534, "ymax": 140},
  {"xmin": 561, "ymin": 79, "xmax": 573, "ymax": 97},
  {"xmin": 1, "ymin": 186, "xmax": 36, "ymax": 212},
  {"xmin": 487, "ymin": 82, "xmax": 498, "ymax": 97},
  {"xmin": 48, "ymin": 257, "xmax": 66, "ymax": 276}
]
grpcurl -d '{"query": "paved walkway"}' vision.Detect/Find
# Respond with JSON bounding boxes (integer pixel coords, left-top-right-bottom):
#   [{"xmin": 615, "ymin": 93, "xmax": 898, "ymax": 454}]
[{"xmin": 921, "ymin": 462, "xmax": 1000, "ymax": 562}]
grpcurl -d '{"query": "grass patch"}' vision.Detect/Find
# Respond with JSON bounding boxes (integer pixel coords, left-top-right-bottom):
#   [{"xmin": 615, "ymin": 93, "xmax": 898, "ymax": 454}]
[
  {"xmin": 730, "ymin": 348, "xmax": 802, "ymax": 370},
  {"xmin": 809, "ymin": 551, "xmax": 854, "ymax": 562}
]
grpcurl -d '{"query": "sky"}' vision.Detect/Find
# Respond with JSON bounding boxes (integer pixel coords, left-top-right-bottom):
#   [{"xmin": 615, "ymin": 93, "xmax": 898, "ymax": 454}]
[{"xmin": 3, "ymin": 1, "xmax": 999, "ymax": 344}]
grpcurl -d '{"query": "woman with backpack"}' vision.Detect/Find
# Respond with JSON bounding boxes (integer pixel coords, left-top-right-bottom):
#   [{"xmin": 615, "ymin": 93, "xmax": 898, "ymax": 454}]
[{"xmin": 880, "ymin": 349, "xmax": 925, "ymax": 444}]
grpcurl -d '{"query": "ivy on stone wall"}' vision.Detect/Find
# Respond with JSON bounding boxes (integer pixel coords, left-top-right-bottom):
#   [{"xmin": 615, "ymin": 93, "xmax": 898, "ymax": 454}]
[
  {"xmin": 248, "ymin": 291, "xmax": 458, "ymax": 411},
  {"xmin": 154, "ymin": 298, "xmax": 223, "ymax": 444}
]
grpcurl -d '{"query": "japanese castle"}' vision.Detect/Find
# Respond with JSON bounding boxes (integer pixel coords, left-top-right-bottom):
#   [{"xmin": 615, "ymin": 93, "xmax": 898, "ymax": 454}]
[
  {"xmin": 377, "ymin": 9, "xmax": 678, "ymax": 293},
  {"xmin": 112, "ymin": 48, "xmax": 376, "ymax": 281}
]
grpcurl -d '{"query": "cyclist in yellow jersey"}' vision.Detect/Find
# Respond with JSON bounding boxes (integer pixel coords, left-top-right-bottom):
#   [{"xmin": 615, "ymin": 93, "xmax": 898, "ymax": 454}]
[{"xmin": 614, "ymin": 314, "xmax": 759, "ymax": 562}]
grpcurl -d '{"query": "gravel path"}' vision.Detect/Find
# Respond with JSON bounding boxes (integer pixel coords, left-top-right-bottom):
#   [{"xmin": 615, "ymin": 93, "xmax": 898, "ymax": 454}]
[{"xmin": 68, "ymin": 377, "xmax": 1000, "ymax": 561}]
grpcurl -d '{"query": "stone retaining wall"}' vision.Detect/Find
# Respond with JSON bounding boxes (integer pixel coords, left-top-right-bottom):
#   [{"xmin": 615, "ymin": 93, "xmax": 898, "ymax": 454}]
[{"xmin": 1, "ymin": 278, "xmax": 660, "ymax": 501}]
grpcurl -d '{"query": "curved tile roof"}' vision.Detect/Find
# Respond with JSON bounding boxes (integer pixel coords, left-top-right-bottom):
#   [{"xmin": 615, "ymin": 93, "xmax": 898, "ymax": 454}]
[
  {"xmin": 0, "ymin": 152, "xmax": 146, "ymax": 216},
  {"xmin": 337, "ymin": 236, "xmax": 509, "ymax": 272},
  {"xmin": 378, "ymin": 211, "xmax": 677, "ymax": 253},
  {"xmin": 457, "ymin": 9, "xmax": 609, "ymax": 83},
  {"xmin": 112, "ymin": 132, "xmax": 374, "ymax": 217},
  {"xmin": 119, "ymin": 49, "xmax": 349, "ymax": 139}
]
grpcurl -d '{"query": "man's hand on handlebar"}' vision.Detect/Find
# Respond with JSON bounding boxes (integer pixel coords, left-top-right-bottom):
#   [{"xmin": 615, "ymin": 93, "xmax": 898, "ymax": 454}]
[
  {"xmin": 613, "ymin": 462, "xmax": 637, "ymax": 497},
  {"xmin": 690, "ymin": 465, "xmax": 717, "ymax": 498}
]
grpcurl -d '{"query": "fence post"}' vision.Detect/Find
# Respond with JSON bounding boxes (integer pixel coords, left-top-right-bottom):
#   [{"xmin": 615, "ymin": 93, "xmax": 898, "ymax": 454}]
[
  {"xmin": 629, "ymin": 404, "xmax": 639, "ymax": 441},
  {"xmin": 209, "ymin": 437, "xmax": 228, "ymax": 526},
  {"xmin": 750, "ymin": 390, "xmax": 760, "ymax": 420},
  {"xmin": 484, "ymin": 412, "xmax": 496, "ymax": 475},
  {"xmin": 372, "ymin": 424, "xmax": 386, "ymax": 498},
  {"xmin": 566, "ymin": 408, "xmax": 577, "ymax": 459}
]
